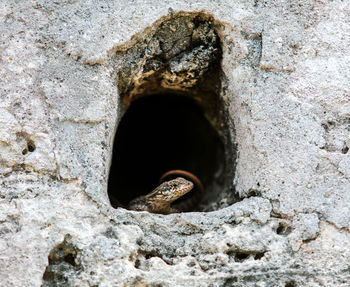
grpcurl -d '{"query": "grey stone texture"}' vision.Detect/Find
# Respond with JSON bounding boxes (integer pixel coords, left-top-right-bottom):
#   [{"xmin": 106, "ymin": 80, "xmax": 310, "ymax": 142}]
[{"xmin": 1, "ymin": 0, "xmax": 350, "ymax": 286}]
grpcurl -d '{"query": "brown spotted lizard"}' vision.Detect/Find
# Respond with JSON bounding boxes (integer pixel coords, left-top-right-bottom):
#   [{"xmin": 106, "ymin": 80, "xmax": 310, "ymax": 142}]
[{"xmin": 128, "ymin": 177, "xmax": 194, "ymax": 214}]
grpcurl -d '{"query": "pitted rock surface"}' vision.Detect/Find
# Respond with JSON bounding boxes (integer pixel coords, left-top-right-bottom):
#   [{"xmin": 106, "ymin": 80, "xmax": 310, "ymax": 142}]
[{"xmin": 1, "ymin": 1, "xmax": 350, "ymax": 286}]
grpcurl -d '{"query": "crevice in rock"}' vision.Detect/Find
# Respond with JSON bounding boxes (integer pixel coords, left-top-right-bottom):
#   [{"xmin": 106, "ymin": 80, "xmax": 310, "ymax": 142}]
[
  {"xmin": 108, "ymin": 11, "xmax": 237, "ymax": 212},
  {"xmin": 22, "ymin": 139, "xmax": 36, "ymax": 155},
  {"xmin": 27, "ymin": 139, "xmax": 36, "ymax": 152},
  {"xmin": 223, "ymin": 277, "xmax": 238, "ymax": 287},
  {"xmin": 42, "ymin": 235, "xmax": 82, "ymax": 287},
  {"xmin": 254, "ymin": 252, "xmax": 266, "ymax": 260},
  {"xmin": 15, "ymin": 132, "xmax": 36, "ymax": 155},
  {"xmin": 134, "ymin": 249, "xmax": 173, "ymax": 271},
  {"xmin": 226, "ymin": 250, "xmax": 266, "ymax": 263},
  {"xmin": 276, "ymin": 222, "xmax": 292, "ymax": 236},
  {"xmin": 234, "ymin": 252, "xmax": 250, "ymax": 262},
  {"xmin": 244, "ymin": 188, "xmax": 262, "ymax": 198},
  {"xmin": 324, "ymin": 220, "xmax": 350, "ymax": 233}
]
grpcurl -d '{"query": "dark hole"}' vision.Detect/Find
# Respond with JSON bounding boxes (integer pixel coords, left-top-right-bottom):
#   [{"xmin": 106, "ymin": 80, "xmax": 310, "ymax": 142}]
[
  {"xmin": 145, "ymin": 253, "xmax": 154, "ymax": 260},
  {"xmin": 285, "ymin": 281, "xmax": 297, "ymax": 287},
  {"xmin": 134, "ymin": 259, "xmax": 141, "ymax": 268},
  {"xmin": 235, "ymin": 253, "xmax": 250, "ymax": 262},
  {"xmin": 22, "ymin": 148, "xmax": 28, "ymax": 155},
  {"xmin": 254, "ymin": 252, "xmax": 265, "ymax": 260},
  {"xmin": 276, "ymin": 225, "xmax": 284, "ymax": 234},
  {"xmin": 223, "ymin": 277, "xmax": 238, "ymax": 287},
  {"xmin": 245, "ymin": 189, "xmax": 261, "ymax": 198},
  {"xmin": 342, "ymin": 145, "xmax": 349, "ymax": 154},
  {"xmin": 27, "ymin": 140, "xmax": 36, "ymax": 152},
  {"xmin": 64, "ymin": 254, "xmax": 76, "ymax": 266},
  {"xmin": 108, "ymin": 94, "xmax": 225, "ymax": 210},
  {"xmin": 276, "ymin": 223, "xmax": 292, "ymax": 236}
]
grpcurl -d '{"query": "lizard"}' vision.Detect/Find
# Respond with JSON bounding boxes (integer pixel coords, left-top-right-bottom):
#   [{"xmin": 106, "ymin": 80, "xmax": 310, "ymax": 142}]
[{"xmin": 128, "ymin": 177, "xmax": 194, "ymax": 214}]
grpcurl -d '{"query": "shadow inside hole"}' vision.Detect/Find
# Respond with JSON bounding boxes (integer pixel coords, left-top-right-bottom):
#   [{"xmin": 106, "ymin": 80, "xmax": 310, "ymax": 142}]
[
  {"xmin": 234, "ymin": 252, "xmax": 250, "ymax": 262},
  {"xmin": 276, "ymin": 223, "xmax": 292, "ymax": 236},
  {"xmin": 27, "ymin": 141, "xmax": 36, "ymax": 152},
  {"xmin": 22, "ymin": 140, "xmax": 36, "ymax": 155},
  {"xmin": 108, "ymin": 94, "xmax": 226, "ymax": 210}
]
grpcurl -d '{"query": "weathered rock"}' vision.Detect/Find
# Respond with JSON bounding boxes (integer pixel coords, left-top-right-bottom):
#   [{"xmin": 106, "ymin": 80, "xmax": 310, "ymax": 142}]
[{"xmin": 1, "ymin": 0, "xmax": 350, "ymax": 286}]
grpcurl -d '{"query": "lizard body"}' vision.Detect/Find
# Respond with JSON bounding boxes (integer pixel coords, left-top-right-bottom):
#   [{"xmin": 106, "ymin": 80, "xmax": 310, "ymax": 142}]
[{"xmin": 128, "ymin": 177, "xmax": 194, "ymax": 214}]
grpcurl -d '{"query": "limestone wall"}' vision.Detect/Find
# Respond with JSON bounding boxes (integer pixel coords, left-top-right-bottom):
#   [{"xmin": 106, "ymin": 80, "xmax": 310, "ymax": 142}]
[{"xmin": 1, "ymin": 1, "xmax": 350, "ymax": 286}]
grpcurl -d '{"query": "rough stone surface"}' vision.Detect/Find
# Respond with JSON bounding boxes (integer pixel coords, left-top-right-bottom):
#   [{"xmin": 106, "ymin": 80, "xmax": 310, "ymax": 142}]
[{"xmin": 1, "ymin": 0, "xmax": 350, "ymax": 286}]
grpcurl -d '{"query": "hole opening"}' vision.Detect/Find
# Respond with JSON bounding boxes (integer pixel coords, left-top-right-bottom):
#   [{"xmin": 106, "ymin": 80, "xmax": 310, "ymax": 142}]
[
  {"xmin": 107, "ymin": 11, "xmax": 237, "ymax": 212},
  {"xmin": 27, "ymin": 142, "xmax": 36, "ymax": 152},
  {"xmin": 108, "ymin": 94, "xmax": 228, "ymax": 211},
  {"xmin": 276, "ymin": 223, "xmax": 292, "ymax": 236}
]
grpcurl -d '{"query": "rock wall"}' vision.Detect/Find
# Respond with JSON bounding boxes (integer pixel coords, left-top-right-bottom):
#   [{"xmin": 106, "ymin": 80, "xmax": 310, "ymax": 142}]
[{"xmin": 1, "ymin": 0, "xmax": 350, "ymax": 286}]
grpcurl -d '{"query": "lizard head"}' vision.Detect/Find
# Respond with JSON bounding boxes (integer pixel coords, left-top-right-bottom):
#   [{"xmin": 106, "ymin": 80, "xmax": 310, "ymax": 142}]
[
  {"xmin": 146, "ymin": 177, "xmax": 194, "ymax": 203},
  {"xmin": 158, "ymin": 177, "xmax": 194, "ymax": 202}
]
